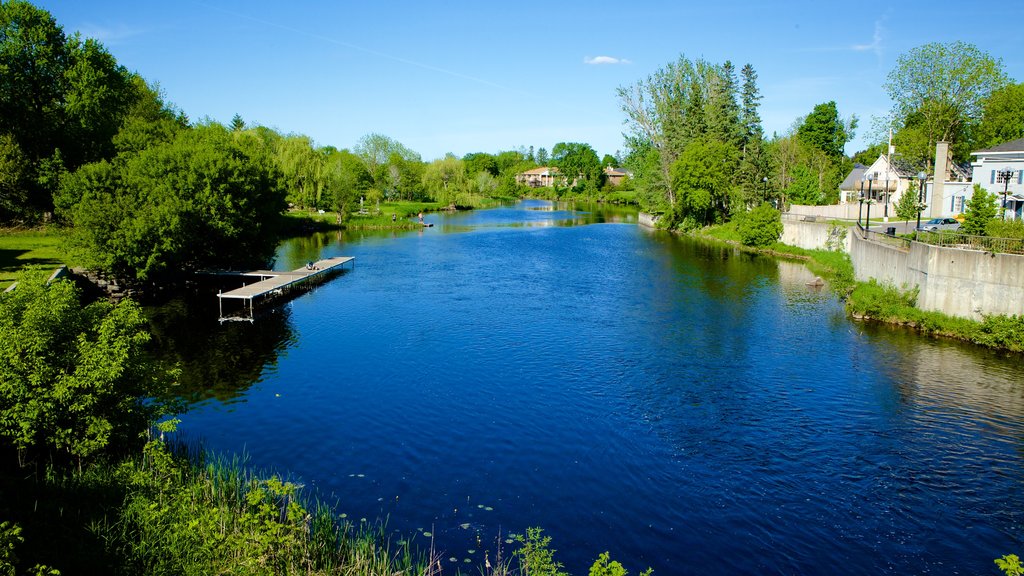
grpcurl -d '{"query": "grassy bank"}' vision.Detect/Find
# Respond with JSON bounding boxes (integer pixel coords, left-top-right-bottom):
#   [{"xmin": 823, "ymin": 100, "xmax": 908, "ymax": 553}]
[
  {"xmin": 0, "ymin": 227, "xmax": 71, "ymax": 287},
  {"xmin": 699, "ymin": 221, "xmax": 1023, "ymax": 353},
  {"xmin": 1, "ymin": 430, "xmax": 647, "ymax": 576}
]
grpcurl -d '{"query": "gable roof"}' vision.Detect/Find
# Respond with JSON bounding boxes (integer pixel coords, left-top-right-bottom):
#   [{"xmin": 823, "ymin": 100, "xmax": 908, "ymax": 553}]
[
  {"xmin": 973, "ymin": 137, "xmax": 1024, "ymax": 155},
  {"xmin": 839, "ymin": 164, "xmax": 867, "ymax": 190}
]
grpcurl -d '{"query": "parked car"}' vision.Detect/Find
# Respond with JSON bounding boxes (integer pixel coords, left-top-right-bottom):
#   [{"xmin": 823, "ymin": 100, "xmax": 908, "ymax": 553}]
[{"xmin": 916, "ymin": 217, "xmax": 961, "ymax": 232}]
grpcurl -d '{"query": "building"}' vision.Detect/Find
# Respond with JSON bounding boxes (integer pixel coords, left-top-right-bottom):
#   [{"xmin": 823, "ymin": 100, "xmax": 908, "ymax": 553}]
[
  {"xmin": 839, "ymin": 163, "xmax": 867, "ymax": 204},
  {"xmin": 970, "ymin": 137, "xmax": 1024, "ymax": 220},
  {"xmin": 515, "ymin": 167, "xmax": 561, "ymax": 188},
  {"xmin": 603, "ymin": 166, "xmax": 631, "ymax": 187},
  {"xmin": 855, "ymin": 155, "xmax": 925, "ymax": 218}
]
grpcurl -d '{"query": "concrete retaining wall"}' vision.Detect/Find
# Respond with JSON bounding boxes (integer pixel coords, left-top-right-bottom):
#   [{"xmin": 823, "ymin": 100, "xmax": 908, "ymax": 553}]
[
  {"xmin": 787, "ymin": 203, "xmax": 861, "ymax": 220},
  {"xmin": 638, "ymin": 212, "xmax": 659, "ymax": 228},
  {"xmin": 850, "ymin": 234, "xmax": 1024, "ymax": 320},
  {"xmin": 781, "ymin": 220, "xmax": 852, "ymax": 252}
]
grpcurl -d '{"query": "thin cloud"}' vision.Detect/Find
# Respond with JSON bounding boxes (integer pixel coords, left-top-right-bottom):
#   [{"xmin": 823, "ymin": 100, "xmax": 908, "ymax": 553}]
[
  {"xmin": 74, "ymin": 23, "xmax": 146, "ymax": 45},
  {"xmin": 851, "ymin": 19, "xmax": 884, "ymax": 58},
  {"xmin": 584, "ymin": 55, "xmax": 631, "ymax": 65}
]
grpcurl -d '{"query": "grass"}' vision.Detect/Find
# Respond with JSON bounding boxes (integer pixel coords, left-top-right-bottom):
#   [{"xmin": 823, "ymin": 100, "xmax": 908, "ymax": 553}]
[{"xmin": 0, "ymin": 227, "xmax": 72, "ymax": 287}]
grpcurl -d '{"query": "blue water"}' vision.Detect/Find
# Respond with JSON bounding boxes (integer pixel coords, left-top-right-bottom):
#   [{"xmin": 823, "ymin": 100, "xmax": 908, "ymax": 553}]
[{"xmin": 172, "ymin": 200, "xmax": 1024, "ymax": 575}]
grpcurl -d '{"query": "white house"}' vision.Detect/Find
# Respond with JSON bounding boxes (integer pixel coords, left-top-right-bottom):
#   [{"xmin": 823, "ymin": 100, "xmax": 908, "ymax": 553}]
[
  {"xmin": 855, "ymin": 155, "xmax": 923, "ymax": 219},
  {"xmin": 970, "ymin": 137, "xmax": 1024, "ymax": 220}
]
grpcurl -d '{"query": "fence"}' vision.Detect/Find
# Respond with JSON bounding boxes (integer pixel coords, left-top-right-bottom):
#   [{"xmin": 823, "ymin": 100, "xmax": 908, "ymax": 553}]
[{"xmin": 912, "ymin": 230, "xmax": 1024, "ymax": 255}]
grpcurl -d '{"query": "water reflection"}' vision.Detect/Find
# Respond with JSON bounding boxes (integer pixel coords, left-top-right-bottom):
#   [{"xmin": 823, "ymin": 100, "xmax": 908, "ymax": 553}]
[{"xmin": 146, "ymin": 295, "xmax": 296, "ymax": 404}]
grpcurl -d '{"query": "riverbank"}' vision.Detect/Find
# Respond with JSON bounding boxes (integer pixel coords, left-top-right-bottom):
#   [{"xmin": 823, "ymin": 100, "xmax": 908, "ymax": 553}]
[{"xmin": 697, "ymin": 221, "xmax": 1024, "ymax": 353}]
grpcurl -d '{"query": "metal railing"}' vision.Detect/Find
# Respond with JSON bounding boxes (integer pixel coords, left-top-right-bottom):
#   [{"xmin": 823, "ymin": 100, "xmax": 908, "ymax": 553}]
[
  {"xmin": 853, "ymin": 224, "xmax": 1024, "ymax": 254},
  {"xmin": 912, "ymin": 230, "xmax": 1024, "ymax": 254}
]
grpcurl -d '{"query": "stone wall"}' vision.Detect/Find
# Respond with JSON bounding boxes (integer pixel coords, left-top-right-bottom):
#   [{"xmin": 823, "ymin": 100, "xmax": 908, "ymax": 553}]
[
  {"xmin": 781, "ymin": 219, "xmax": 851, "ymax": 252},
  {"xmin": 849, "ymin": 234, "xmax": 1024, "ymax": 320}
]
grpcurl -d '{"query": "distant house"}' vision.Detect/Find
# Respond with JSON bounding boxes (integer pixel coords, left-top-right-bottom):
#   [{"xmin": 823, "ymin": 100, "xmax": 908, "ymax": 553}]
[
  {"xmin": 970, "ymin": 137, "xmax": 1024, "ymax": 220},
  {"xmin": 603, "ymin": 166, "xmax": 630, "ymax": 187},
  {"xmin": 516, "ymin": 167, "xmax": 562, "ymax": 188},
  {"xmin": 856, "ymin": 155, "xmax": 925, "ymax": 216}
]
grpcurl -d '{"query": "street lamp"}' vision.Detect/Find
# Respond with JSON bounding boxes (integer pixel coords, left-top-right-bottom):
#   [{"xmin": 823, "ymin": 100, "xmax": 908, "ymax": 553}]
[
  {"xmin": 762, "ymin": 176, "xmax": 768, "ymax": 204},
  {"xmin": 858, "ymin": 192, "xmax": 864, "ymax": 229},
  {"xmin": 998, "ymin": 167, "xmax": 1015, "ymax": 221}
]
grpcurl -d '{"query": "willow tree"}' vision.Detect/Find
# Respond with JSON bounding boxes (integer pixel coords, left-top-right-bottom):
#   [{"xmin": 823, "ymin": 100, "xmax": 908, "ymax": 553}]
[{"xmin": 422, "ymin": 154, "xmax": 467, "ymax": 206}]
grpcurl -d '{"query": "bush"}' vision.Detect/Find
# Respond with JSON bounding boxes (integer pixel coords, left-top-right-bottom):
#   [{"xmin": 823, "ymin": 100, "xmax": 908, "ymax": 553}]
[{"xmin": 737, "ymin": 203, "xmax": 783, "ymax": 248}]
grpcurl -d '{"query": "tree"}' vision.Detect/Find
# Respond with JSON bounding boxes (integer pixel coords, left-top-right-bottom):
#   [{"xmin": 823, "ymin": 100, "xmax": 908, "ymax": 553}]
[
  {"xmin": 462, "ymin": 152, "xmax": 498, "ymax": 177},
  {"xmin": 0, "ymin": 271, "xmax": 174, "ymax": 467},
  {"xmin": 737, "ymin": 202, "xmax": 783, "ymax": 248},
  {"xmin": 276, "ymin": 135, "xmax": 325, "ymax": 208},
  {"xmin": 797, "ymin": 101, "xmax": 857, "ymax": 159},
  {"xmin": 61, "ymin": 123, "xmax": 287, "ymax": 281},
  {"xmin": 894, "ymin": 184, "xmax": 921, "ymax": 227},
  {"xmin": 670, "ymin": 139, "xmax": 737, "ymax": 225},
  {"xmin": 962, "ymin": 184, "xmax": 997, "ymax": 235},
  {"xmin": 536, "ymin": 147, "xmax": 549, "ymax": 166},
  {"xmin": 884, "ymin": 42, "xmax": 1008, "ymax": 167},
  {"xmin": 0, "ymin": 133, "xmax": 29, "ymax": 220},
  {"xmin": 974, "ymin": 83, "xmax": 1024, "ymax": 149},
  {"xmin": 322, "ymin": 148, "xmax": 371, "ymax": 217},
  {"xmin": 601, "ymin": 154, "xmax": 617, "ymax": 167},
  {"xmin": 422, "ymin": 154, "xmax": 467, "ymax": 206},
  {"xmin": 740, "ymin": 63, "xmax": 763, "ymax": 146},
  {"xmin": 230, "ymin": 113, "xmax": 246, "ymax": 131},
  {"xmin": 550, "ymin": 142, "xmax": 602, "ymax": 192}
]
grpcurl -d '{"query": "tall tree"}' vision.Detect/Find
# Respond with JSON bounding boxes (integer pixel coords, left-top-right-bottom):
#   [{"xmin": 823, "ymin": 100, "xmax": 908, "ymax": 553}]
[
  {"xmin": 550, "ymin": 142, "xmax": 602, "ymax": 192},
  {"xmin": 670, "ymin": 139, "xmax": 738, "ymax": 225},
  {"xmin": 422, "ymin": 154, "xmax": 467, "ymax": 206},
  {"xmin": 974, "ymin": 83, "xmax": 1024, "ymax": 149},
  {"xmin": 884, "ymin": 41, "xmax": 1008, "ymax": 167},
  {"xmin": 797, "ymin": 101, "xmax": 857, "ymax": 159},
  {"xmin": 740, "ymin": 63, "xmax": 763, "ymax": 145},
  {"xmin": 704, "ymin": 60, "xmax": 742, "ymax": 148},
  {"xmin": 536, "ymin": 147, "xmax": 549, "ymax": 166}
]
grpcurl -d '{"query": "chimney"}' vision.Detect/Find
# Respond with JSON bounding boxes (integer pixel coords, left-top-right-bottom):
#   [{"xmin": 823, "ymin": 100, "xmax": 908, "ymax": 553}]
[{"xmin": 931, "ymin": 141, "xmax": 949, "ymax": 218}]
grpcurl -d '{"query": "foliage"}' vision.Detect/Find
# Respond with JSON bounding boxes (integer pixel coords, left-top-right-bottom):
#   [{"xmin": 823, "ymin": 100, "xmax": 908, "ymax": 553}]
[
  {"xmin": 0, "ymin": 272, "xmax": 174, "ymax": 467},
  {"xmin": 0, "ymin": 0, "xmax": 143, "ymax": 217},
  {"xmin": 588, "ymin": 552, "xmax": 652, "ymax": 576},
  {"xmin": 618, "ymin": 56, "xmax": 756, "ymax": 212},
  {"xmin": 551, "ymin": 142, "xmax": 602, "ymax": 193},
  {"xmin": 894, "ymin": 184, "xmax": 922, "ymax": 225},
  {"xmin": 884, "ymin": 41, "xmax": 1008, "ymax": 165},
  {"xmin": 514, "ymin": 528, "xmax": 568, "ymax": 576},
  {"xmin": 422, "ymin": 154, "xmax": 468, "ymax": 206},
  {"xmin": 0, "ymin": 227, "xmax": 69, "ymax": 286},
  {"xmin": 797, "ymin": 101, "xmax": 857, "ymax": 159},
  {"xmin": 986, "ymin": 217, "xmax": 1024, "ymax": 240},
  {"xmin": 736, "ymin": 203, "xmax": 782, "ymax": 248},
  {"xmin": 60, "ymin": 123, "xmax": 287, "ymax": 281},
  {"xmin": 975, "ymin": 83, "xmax": 1024, "ymax": 149},
  {"xmin": 996, "ymin": 554, "xmax": 1024, "ymax": 576},
  {"xmin": 962, "ymin": 184, "xmax": 997, "ymax": 236},
  {"xmin": 670, "ymin": 139, "xmax": 738, "ymax": 226}
]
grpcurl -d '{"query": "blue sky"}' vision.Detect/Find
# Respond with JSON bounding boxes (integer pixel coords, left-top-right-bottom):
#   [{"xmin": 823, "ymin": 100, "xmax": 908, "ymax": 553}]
[{"xmin": 38, "ymin": 1, "xmax": 1024, "ymax": 161}]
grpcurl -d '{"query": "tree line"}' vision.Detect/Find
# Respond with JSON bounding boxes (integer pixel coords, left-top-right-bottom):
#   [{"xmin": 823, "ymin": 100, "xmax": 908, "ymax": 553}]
[{"xmin": 619, "ymin": 45, "xmax": 1022, "ymax": 230}]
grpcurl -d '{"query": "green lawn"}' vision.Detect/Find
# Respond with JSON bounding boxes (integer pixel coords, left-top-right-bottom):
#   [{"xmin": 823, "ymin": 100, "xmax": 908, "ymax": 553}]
[{"xmin": 0, "ymin": 228, "xmax": 70, "ymax": 287}]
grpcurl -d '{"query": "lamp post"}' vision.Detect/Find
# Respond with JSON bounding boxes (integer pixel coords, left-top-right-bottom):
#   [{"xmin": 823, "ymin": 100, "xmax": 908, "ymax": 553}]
[
  {"xmin": 762, "ymin": 176, "xmax": 768, "ymax": 204},
  {"xmin": 858, "ymin": 179, "xmax": 864, "ymax": 228},
  {"xmin": 916, "ymin": 170, "xmax": 926, "ymax": 232},
  {"xmin": 865, "ymin": 173, "xmax": 875, "ymax": 228},
  {"xmin": 998, "ymin": 167, "xmax": 1015, "ymax": 221}
]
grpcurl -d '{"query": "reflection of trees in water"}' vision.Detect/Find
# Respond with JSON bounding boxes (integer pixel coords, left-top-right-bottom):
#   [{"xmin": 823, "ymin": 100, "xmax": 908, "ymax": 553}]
[{"xmin": 145, "ymin": 296, "xmax": 296, "ymax": 404}]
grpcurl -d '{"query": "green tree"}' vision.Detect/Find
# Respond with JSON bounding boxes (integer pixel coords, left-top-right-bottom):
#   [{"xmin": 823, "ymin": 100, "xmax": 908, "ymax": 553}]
[
  {"xmin": 0, "ymin": 133, "xmax": 29, "ymax": 220},
  {"xmin": 797, "ymin": 101, "xmax": 857, "ymax": 159},
  {"xmin": 422, "ymin": 154, "xmax": 467, "ymax": 206},
  {"xmin": 276, "ymin": 135, "xmax": 324, "ymax": 209},
  {"xmin": 322, "ymin": 148, "xmax": 371, "ymax": 218},
  {"xmin": 740, "ymin": 63, "xmax": 763, "ymax": 147},
  {"xmin": 462, "ymin": 152, "xmax": 498, "ymax": 177},
  {"xmin": 61, "ymin": 123, "xmax": 287, "ymax": 281},
  {"xmin": 894, "ymin": 186, "xmax": 921, "ymax": 227},
  {"xmin": 884, "ymin": 41, "xmax": 1008, "ymax": 167},
  {"xmin": 230, "ymin": 113, "xmax": 246, "ymax": 131},
  {"xmin": 974, "ymin": 83, "xmax": 1024, "ymax": 149},
  {"xmin": 601, "ymin": 153, "xmax": 617, "ymax": 167},
  {"xmin": 737, "ymin": 203, "xmax": 783, "ymax": 248},
  {"xmin": 670, "ymin": 139, "xmax": 737, "ymax": 225},
  {"xmin": 0, "ymin": 271, "xmax": 174, "ymax": 467},
  {"xmin": 962, "ymin": 184, "xmax": 997, "ymax": 235},
  {"xmin": 551, "ymin": 142, "xmax": 602, "ymax": 193},
  {"xmin": 514, "ymin": 528, "xmax": 568, "ymax": 576},
  {"xmin": 536, "ymin": 147, "xmax": 549, "ymax": 166}
]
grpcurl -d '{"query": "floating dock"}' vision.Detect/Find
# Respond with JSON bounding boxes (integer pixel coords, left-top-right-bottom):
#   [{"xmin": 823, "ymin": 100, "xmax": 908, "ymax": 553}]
[{"xmin": 216, "ymin": 256, "xmax": 354, "ymax": 322}]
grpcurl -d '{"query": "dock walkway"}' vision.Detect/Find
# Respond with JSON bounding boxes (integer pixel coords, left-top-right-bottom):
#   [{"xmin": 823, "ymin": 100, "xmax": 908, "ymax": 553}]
[{"xmin": 216, "ymin": 256, "xmax": 354, "ymax": 321}]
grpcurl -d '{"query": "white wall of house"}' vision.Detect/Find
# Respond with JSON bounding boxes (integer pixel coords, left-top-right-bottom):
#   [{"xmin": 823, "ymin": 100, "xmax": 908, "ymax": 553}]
[
  {"xmin": 971, "ymin": 157, "xmax": 1024, "ymax": 220},
  {"xmin": 923, "ymin": 181, "xmax": 974, "ymax": 218},
  {"xmin": 861, "ymin": 155, "xmax": 912, "ymax": 219}
]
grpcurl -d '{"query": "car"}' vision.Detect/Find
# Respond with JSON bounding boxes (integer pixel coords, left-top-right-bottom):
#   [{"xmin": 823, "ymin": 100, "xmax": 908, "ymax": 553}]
[{"xmin": 916, "ymin": 217, "xmax": 961, "ymax": 232}]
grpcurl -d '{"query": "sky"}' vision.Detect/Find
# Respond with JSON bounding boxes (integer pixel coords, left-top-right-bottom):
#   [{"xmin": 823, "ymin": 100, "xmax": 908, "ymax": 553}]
[{"xmin": 36, "ymin": 0, "xmax": 1024, "ymax": 162}]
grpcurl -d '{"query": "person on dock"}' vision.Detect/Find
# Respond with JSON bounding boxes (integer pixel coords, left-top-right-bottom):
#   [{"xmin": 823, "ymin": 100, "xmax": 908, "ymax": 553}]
[{"xmin": 418, "ymin": 211, "xmax": 424, "ymax": 225}]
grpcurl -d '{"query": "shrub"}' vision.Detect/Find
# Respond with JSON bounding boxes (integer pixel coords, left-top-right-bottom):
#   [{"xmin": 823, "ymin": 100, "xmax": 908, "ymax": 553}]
[{"xmin": 737, "ymin": 203, "xmax": 783, "ymax": 248}]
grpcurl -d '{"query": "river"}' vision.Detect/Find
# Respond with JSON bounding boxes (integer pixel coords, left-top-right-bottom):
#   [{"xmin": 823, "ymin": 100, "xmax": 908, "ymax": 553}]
[{"xmin": 156, "ymin": 200, "xmax": 1024, "ymax": 575}]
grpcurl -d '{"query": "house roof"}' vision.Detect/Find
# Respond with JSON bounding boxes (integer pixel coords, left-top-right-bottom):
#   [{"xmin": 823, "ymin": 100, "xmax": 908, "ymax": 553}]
[
  {"xmin": 520, "ymin": 167, "xmax": 555, "ymax": 176},
  {"xmin": 839, "ymin": 164, "xmax": 867, "ymax": 190},
  {"xmin": 603, "ymin": 166, "xmax": 629, "ymax": 176},
  {"xmin": 889, "ymin": 157, "xmax": 923, "ymax": 178},
  {"xmin": 973, "ymin": 137, "xmax": 1024, "ymax": 155}
]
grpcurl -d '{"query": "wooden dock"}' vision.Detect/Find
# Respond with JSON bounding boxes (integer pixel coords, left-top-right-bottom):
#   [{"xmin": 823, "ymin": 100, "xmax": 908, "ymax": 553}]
[{"xmin": 216, "ymin": 256, "xmax": 354, "ymax": 321}]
